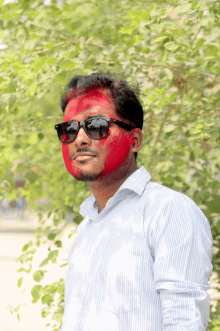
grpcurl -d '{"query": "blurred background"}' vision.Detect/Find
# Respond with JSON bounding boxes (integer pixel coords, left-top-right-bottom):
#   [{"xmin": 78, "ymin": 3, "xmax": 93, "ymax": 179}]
[{"xmin": 0, "ymin": 0, "xmax": 220, "ymax": 330}]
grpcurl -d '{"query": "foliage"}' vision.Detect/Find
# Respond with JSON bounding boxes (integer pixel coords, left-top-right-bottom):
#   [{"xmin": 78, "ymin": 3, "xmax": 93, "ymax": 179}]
[{"xmin": 0, "ymin": 0, "xmax": 220, "ymax": 329}]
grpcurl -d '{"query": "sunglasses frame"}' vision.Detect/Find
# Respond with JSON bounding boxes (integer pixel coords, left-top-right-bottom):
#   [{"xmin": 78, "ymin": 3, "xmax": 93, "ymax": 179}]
[{"xmin": 55, "ymin": 116, "xmax": 136, "ymax": 144}]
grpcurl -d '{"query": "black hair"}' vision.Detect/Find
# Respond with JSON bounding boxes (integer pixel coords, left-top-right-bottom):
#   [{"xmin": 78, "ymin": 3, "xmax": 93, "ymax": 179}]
[{"xmin": 60, "ymin": 72, "xmax": 144, "ymax": 160}]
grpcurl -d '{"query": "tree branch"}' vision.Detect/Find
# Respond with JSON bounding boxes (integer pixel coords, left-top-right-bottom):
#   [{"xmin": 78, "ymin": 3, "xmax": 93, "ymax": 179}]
[
  {"xmin": 191, "ymin": 26, "xmax": 203, "ymax": 48},
  {"xmin": 32, "ymin": 42, "xmax": 70, "ymax": 55},
  {"xmin": 153, "ymin": 107, "xmax": 172, "ymax": 145},
  {"xmin": 17, "ymin": 116, "xmax": 63, "ymax": 130},
  {"xmin": 27, "ymin": 20, "xmax": 75, "ymax": 43},
  {"xmin": 185, "ymin": 162, "xmax": 203, "ymax": 173}
]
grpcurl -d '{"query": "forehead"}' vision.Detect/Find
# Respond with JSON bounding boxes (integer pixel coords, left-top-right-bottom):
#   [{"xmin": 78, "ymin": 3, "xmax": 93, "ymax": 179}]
[{"xmin": 64, "ymin": 90, "xmax": 117, "ymax": 121}]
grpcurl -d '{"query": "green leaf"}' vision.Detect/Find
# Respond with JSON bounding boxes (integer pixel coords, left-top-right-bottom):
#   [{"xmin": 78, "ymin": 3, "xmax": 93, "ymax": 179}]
[
  {"xmin": 175, "ymin": 176, "xmax": 182, "ymax": 182},
  {"xmin": 119, "ymin": 27, "xmax": 133, "ymax": 35},
  {"xmin": 7, "ymin": 80, "xmax": 17, "ymax": 93},
  {"xmin": 33, "ymin": 270, "xmax": 45, "ymax": 282},
  {"xmin": 31, "ymin": 285, "xmax": 42, "ymax": 303},
  {"xmin": 186, "ymin": 12, "xmax": 199, "ymax": 20},
  {"xmin": 59, "ymin": 59, "xmax": 77, "ymax": 70},
  {"xmin": 154, "ymin": 36, "xmax": 169, "ymax": 43},
  {"xmin": 42, "ymin": 310, "xmax": 51, "ymax": 318},
  {"xmin": 38, "ymin": 133, "xmax": 44, "ymax": 140},
  {"xmin": 190, "ymin": 151, "xmax": 195, "ymax": 161},
  {"xmin": 46, "ymin": 58, "xmax": 57, "ymax": 65},
  {"xmin": 14, "ymin": 306, "xmax": 19, "ymax": 313},
  {"xmin": 150, "ymin": 5, "xmax": 159, "ymax": 17},
  {"xmin": 22, "ymin": 241, "xmax": 33, "ymax": 252},
  {"xmin": 164, "ymin": 124, "xmax": 177, "ymax": 133},
  {"xmin": 17, "ymin": 267, "xmax": 30, "ymax": 273},
  {"xmin": 36, "ymin": 213, "xmax": 42, "ymax": 223},
  {"xmin": 29, "ymin": 33, "xmax": 39, "ymax": 39},
  {"xmin": 39, "ymin": 258, "xmax": 49, "ymax": 268},
  {"xmin": 164, "ymin": 42, "xmax": 179, "ymax": 52},
  {"xmin": 17, "ymin": 277, "xmax": 23, "ymax": 288},
  {"xmin": 24, "ymin": 171, "xmax": 38, "ymax": 184},
  {"xmin": 28, "ymin": 133, "xmax": 38, "ymax": 145},
  {"xmin": 48, "ymin": 233, "xmax": 57, "ymax": 240},
  {"xmin": 52, "ymin": 310, "xmax": 63, "ymax": 323},
  {"xmin": 48, "ymin": 250, "xmax": 59, "ymax": 263},
  {"xmin": 53, "ymin": 215, "xmax": 62, "ymax": 226},
  {"xmin": 55, "ymin": 240, "xmax": 63, "ymax": 248},
  {"xmin": 27, "ymin": 83, "xmax": 37, "ymax": 96},
  {"xmin": 17, "ymin": 313, "xmax": 20, "ymax": 321},
  {"xmin": 176, "ymin": 160, "xmax": 185, "ymax": 167},
  {"xmin": 47, "ymin": 211, "xmax": 52, "ymax": 219},
  {"xmin": 175, "ymin": 4, "xmax": 192, "ymax": 13},
  {"xmin": 207, "ymin": 195, "xmax": 220, "ymax": 214},
  {"xmin": 9, "ymin": 94, "xmax": 16, "ymax": 111},
  {"xmin": 41, "ymin": 294, "xmax": 53, "ymax": 306},
  {"xmin": 33, "ymin": 58, "xmax": 47, "ymax": 70}
]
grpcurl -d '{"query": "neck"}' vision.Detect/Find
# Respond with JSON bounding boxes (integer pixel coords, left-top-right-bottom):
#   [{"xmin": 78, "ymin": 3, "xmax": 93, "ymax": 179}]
[{"xmin": 87, "ymin": 160, "xmax": 138, "ymax": 213}]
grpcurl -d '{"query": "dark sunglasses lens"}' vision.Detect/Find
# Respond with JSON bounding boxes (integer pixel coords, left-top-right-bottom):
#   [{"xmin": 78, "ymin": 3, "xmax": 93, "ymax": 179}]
[
  {"xmin": 86, "ymin": 118, "xmax": 109, "ymax": 139},
  {"xmin": 59, "ymin": 122, "xmax": 78, "ymax": 143}
]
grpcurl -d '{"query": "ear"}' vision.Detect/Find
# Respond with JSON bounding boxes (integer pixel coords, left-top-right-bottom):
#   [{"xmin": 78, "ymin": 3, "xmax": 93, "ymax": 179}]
[{"xmin": 129, "ymin": 128, "xmax": 143, "ymax": 153}]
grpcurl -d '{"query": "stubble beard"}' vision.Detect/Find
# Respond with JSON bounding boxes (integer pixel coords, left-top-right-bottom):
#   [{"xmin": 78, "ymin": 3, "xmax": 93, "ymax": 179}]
[{"xmin": 74, "ymin": 171, "xmax": 100, "ymax": 182}]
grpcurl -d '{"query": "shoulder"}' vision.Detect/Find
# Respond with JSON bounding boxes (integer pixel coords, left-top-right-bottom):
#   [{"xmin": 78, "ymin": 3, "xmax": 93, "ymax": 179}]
[
  {"xmin": 143, "ymin": 181, "xmax": 199, "ymax": 210},
  {"xmin": 143, "ymin": 181, "xmax": 212, "ymax": 238}
]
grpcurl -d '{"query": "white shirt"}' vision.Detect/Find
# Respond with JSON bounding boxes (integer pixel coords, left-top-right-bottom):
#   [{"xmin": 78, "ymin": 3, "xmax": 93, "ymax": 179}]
[{"xmin": 61, "ymin": 166, "xmax": 213, "ymax": 331}]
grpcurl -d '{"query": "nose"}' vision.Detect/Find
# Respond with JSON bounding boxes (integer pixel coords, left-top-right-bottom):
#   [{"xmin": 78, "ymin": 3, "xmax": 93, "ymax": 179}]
[{"xmin": 74, "ymin": 126, "xmax": 91, "ymax": 146}]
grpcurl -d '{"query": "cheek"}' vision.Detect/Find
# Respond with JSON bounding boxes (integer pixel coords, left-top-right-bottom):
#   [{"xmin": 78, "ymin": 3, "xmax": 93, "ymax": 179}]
[
  {"xmin": 97, "ymin": 129, "xmax": 134, "ymax": 177},
  {"xmin": 62, "ymin": 143, "xmax": 82, "ymax": 177}
]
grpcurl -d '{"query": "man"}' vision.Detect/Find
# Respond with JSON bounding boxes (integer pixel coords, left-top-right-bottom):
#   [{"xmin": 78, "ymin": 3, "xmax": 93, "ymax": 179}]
[{"xmin": 55, "ymin": 73, "xmax": 213, "ymax": 330}]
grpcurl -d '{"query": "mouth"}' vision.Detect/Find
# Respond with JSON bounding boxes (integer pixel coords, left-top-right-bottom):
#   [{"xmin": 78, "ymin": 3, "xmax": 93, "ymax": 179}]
[{"xmin": 74, "ymin": 155, "xmax": 96, "ymax": 162}]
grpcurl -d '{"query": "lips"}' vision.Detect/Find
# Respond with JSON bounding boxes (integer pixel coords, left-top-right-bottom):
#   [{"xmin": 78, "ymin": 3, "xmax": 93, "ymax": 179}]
[
  {"xmin": 75, "ymin": 155, "xmax": 96, "ymax": 161},
  {"xmin": 73, "ymin": 153, "xmax": 96, "ymax": 160}
]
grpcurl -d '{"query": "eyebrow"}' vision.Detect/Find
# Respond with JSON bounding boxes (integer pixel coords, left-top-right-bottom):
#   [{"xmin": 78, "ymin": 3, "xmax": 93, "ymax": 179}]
[
  {"xmin": 86, "ymin": 114, "xmax": 105, "ymax": 119},
  {"xmin": 66, "ymin": 114, "xmax": 105, "ymax": 122}
]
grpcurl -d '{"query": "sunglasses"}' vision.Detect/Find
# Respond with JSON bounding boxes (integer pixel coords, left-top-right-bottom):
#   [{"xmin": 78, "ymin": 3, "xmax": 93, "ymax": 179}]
[{"xmin": 55, "ymin": 116, "xmax": 136, "ymax": 144}]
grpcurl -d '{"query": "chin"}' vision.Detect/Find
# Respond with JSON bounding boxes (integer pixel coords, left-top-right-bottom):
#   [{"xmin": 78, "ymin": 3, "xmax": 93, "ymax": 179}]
[{"xmin": 72, "ymin": 171, "xmax": 100, "ymax": 182}]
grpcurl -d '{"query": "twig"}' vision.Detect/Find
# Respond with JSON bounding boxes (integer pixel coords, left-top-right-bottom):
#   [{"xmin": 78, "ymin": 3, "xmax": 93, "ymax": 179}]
[
  {"xmin": 28, "ymin": 21, "xmax": 104, "ymax": 50},
  {"xmin": 86, "ymin": 43, "xmax": 104, "ymax": 50},
  {"xmin": 185, "ymin": 162, "xmax": 203, "ymax": 173},
  {"xmin": 16, "ymin": 116, "xmax": 63, "ymax": 130},
  {"xmin": 153, "ymin": 107, "xmax": 172, "ymax": 145},
  {"xmin": 191, "ymin": 26, "xmax": 203, "ymax": 47},
  {"xmin": 27, "ymin": 20, "xmax": 75, "ymax": 43},
  {"xmin": 32, "ymin": 41, "xmax": 70, "ymax": 55},
  {"xmin": 38, "ymin": 116, "xmax": 63, "ymax": 121}
]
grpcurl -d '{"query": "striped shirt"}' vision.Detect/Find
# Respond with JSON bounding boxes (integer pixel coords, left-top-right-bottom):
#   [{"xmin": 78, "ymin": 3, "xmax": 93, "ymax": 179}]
[{"xmin": 61, "ymin": 166, "xmax": 213, "ymax": 331}]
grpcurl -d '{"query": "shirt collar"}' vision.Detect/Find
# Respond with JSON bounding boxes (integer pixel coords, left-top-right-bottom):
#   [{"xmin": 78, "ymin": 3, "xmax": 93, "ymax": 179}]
[{"xmin": 79, "ymin": 166, "xmax": 151, "ymax": 220}]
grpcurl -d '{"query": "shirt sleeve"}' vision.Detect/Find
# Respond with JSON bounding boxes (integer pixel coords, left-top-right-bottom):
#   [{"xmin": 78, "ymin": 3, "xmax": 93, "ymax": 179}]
[{"xmin": 148, "ymin": 192, "xmax": 213, "ymax": 330}]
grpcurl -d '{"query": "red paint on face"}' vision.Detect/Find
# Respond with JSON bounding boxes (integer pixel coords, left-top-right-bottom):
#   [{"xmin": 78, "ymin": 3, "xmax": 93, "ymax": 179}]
[
  {"xmin": 63, "ymin": 90, "xmax": 113, "ymax": 122},
  {"xmin": 62, "ymin": 90, "xmax": 134, "ymax": 180},
  {"xmin": 96, "ymin": 127, "xmax": 134, "ymax": 179}
]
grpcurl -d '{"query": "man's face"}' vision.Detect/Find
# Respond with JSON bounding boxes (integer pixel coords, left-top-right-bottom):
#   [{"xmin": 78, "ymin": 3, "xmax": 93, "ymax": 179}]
[{"xmin": 62, "ymin": 90, "xmax": 135, "ymax": 182}]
